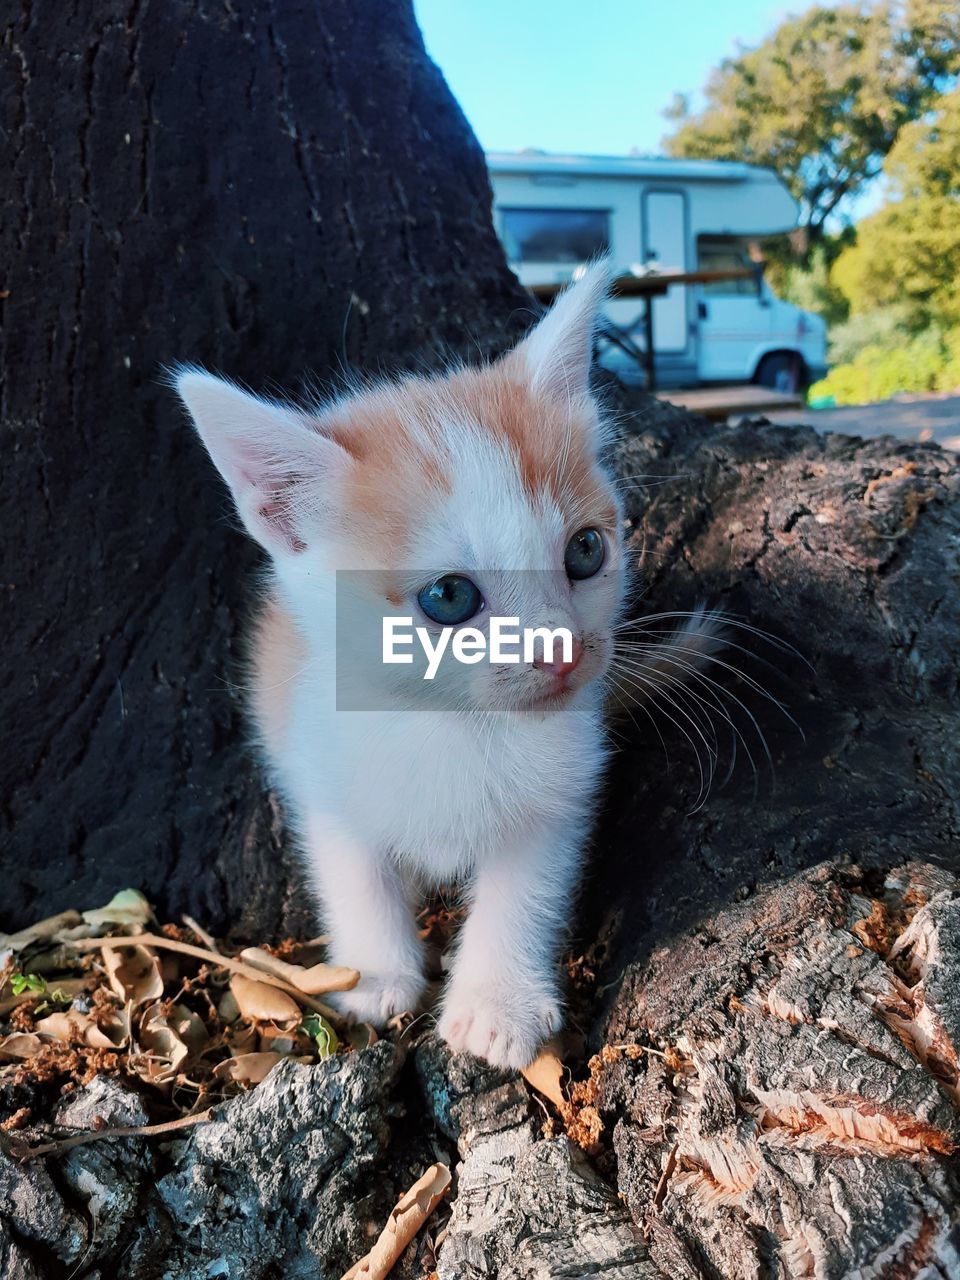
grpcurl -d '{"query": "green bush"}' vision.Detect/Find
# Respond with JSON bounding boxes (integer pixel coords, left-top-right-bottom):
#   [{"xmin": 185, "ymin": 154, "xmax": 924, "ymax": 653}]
[
  {"xmin": 810, "ymin": 323, "xmax": 960, "ymax": 405},
  {"xmin": 826, "ymin": 305, "xmax": 916, "ymax": 366},
  {"xmin": 777, "ymin": 242, "xmax": 850, "ymax": 329}
]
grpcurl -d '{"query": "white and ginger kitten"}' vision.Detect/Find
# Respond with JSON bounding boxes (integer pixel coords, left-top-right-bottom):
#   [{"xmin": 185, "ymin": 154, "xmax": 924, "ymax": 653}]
[{"xmin": 176, "ymin": 264, "xmax": 634, "ymax": 1069}]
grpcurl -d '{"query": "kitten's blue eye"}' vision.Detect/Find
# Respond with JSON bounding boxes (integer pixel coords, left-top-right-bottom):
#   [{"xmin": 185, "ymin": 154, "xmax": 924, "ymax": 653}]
[
  {"xmin": 417, "ymin": 575, "xmax": 483, "ymax": 625},
  {"xmin": 564, "ymin": 528, "xmax": 605, "ymax": 580}
]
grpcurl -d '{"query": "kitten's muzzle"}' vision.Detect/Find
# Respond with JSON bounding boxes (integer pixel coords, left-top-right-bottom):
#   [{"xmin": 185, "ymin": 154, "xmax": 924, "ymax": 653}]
[{"xmin": 532, "ymin": 636, "xmax": 583, "ymax": 682}]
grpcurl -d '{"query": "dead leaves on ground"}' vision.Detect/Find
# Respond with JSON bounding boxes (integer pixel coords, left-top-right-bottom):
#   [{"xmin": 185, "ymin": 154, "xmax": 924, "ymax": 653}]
[
  {"xmin": 0, "ymin": 890, "xmax": 365, "ymax": 1111},
  {"xmin": 342, "ymin": 1163, "xmax": 452, "ymax": 1280},
  {"xmin": 4, "ymin": 886, "xmax": 616, "ymax": 1170}
]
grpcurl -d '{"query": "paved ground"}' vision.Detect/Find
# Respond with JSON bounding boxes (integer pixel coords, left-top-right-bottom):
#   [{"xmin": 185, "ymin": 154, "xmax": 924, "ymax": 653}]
[{"xmin": 758, "ymin": 392, "xmax": 960, "ymax": 451}]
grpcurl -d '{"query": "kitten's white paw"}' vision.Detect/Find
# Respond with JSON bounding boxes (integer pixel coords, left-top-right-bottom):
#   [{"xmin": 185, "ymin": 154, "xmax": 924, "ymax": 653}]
[
  {"xmin": 438, "ymin": 980, "xmax": 561, "ymax": 1070},
  {"xmin": 328, "ymin": 972, "xmax": 425, "ymax": 1027}
]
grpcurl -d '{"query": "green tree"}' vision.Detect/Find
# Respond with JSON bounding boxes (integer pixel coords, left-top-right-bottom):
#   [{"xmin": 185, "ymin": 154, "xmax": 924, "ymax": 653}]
[
  {"xmin": 832, "ymin": 87, "xmax": 960, "ymax": 327},
  {"xmin": 768, "ymin": 236, "xmax": 852, "ymax": 327},
  {"xmin": 664, "ymin": 1, "xmax": 959, "ymax": 246}
]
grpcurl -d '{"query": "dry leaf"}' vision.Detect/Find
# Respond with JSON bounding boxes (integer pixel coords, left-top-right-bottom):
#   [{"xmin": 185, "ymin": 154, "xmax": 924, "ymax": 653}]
[
  {"xmin": 35, "ymin": 1011, "xmax": 115, "ymax": 1050},
  {"xmin": 258, "ymin": 1024, "xmax": 299, "ymax": 1056},
  {"xmin": 520, "ymin": 1044, "xmax": 567, "ymax": 1110},
  {"xmin": 213, "ymin": 1052, "xmax": 282, "ymax": 1085},
  {"xmin": 72, "ymin": 934, "xmax": 342, "ymax": 1022},
  {"xmin": 27, "ymin": 948, "xmax": 93, "ymax": 976},
  {"xmin": 169, "ymin": 1003, "xmax": 209, "ymax": 1056},
  {"xmin": 229, "ymin": 974, "xmax": 300, "ymax": 1024},
  {"xmin": 82, "ymin": 888, "xmax": 153, "ymax": 931},
  {"xmin": 53, "ymin": 922, "xmax": 103, "ymax": 944},
  {"xmin": 342, "ymin": 1163, "xmax": 452, "ymax": 1280},
  {"xmin": 345, "ymin": 1023, "xmax": 378, "ymax": 1052},
  {"xmin": 225, "ymin": 1021, "xmax": 259, "ymax": 1057},
  {"xmin": 239, "ymin": 947, "xmax": 359, "ymax": 994},
  {"xmin": 0, "ymin": 909, "xmax": 84, "ymax": 953},
  {"xmin": 0, "ymin": 1033, "xmax": 43, "ymax": 1060},
  {"xmin": 217, "ymin": 990, "xmax": 240, "ymax": 1023},
  {"xmin": 103, "ymin": 945, "xmax": 164, "ymax": 1006},
  {"xmin": 132, "ymin": 1004, "xmax": 190, "ymax": 1085}
]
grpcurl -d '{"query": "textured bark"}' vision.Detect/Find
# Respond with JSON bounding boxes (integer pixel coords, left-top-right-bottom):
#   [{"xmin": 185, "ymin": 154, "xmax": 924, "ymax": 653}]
[
  {"xmin": 414, "ymin": 1041, "xmax": 653, "ymax": 1277},
  {"xmin": 4, "ymin": 862, "xmax": 960, "ymax": 1278},
  {"xmin": 0, "ymin": 1046, "xmax": 436, "ymax": 1279},
  {"xmin": 426, "ymin": 861, "xmax": 960, "ymax": 1278},
  {"xmin": 599, "ymin": 861, "xmax": 960, "ymax": 1279},
  {"xmin": 0, "ymin": 0, "xmax": 528, "ymax": 936},
  {"xmin": 588, "ymin": 398, "xmax": 960, "ymax": 979}
]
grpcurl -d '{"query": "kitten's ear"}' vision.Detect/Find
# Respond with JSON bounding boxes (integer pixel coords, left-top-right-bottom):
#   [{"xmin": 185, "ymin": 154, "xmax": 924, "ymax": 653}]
[
  {"xmin": 174, "ymin": 368, "xmax": 347, "ymax": 557},
  {"xmin": 513, "ymin": 258, "xmax": 610, "ymax": 404}
]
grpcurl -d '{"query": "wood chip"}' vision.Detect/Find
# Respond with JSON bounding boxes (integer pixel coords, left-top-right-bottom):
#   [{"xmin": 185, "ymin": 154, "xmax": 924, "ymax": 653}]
[{"xmin": 342, "ymin": 1163, "xmax": 452, "ymax": 1280}]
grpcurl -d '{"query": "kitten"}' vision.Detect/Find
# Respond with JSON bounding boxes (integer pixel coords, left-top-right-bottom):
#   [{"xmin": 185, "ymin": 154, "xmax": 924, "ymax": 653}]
[{"xmin": 176, "ymin": 264, "xmax": 631, "ymax": 1068}]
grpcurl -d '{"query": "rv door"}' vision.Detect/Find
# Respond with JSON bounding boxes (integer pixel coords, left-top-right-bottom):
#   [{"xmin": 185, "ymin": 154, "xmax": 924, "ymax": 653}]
[{"xmin": 642, "ymin": 190, "xmax": 688, "ymax": 355}]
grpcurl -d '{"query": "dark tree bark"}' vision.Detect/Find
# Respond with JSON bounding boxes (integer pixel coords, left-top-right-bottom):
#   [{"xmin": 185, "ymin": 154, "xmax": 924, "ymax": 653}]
[
  {"xmin": 586, "ymin": 395, "xmax": 960, "ymax": 979},
  {"xmin": 0, "ymin": 0, "xmax": 529, "ymax": 935}
]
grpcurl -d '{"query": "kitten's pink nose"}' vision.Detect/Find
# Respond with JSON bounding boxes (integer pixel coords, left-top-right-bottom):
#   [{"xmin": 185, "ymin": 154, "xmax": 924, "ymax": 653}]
[{"xmin": 534, "ymin": 637, "xmax": 583, "ymax": 680}]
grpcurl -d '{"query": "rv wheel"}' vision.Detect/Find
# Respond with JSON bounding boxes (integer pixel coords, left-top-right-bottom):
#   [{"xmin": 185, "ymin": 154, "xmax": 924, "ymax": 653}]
[{"xmin": 755, "ymin": 352, "xmax": 806, "ymax": 394}]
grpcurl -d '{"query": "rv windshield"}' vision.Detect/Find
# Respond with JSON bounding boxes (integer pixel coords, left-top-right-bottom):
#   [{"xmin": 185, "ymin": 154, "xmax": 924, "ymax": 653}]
[
  {"xmin": 499, "ymin": 207, "xmax": 610, "ymax": 264},
  {"xmin": 698, "ymin": 238, "xmax": 757, "ymax": 295}
]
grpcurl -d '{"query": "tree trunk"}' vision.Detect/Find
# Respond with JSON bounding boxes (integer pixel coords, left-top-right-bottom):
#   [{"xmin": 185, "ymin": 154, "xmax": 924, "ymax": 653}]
[
  {"xmin": 0, "ymin": 0, "xmax": 528, "ymax": 937},
  {"xmin": 4, "ymin": 2, "xmax": 960, "ymax": 1277}
]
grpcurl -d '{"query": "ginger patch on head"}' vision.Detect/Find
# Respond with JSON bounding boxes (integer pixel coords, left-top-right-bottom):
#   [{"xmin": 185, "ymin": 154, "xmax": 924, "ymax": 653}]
[
  {"xmin": 320, "ymin": 387, "xmax": 453, "ymax": 562},
  {"xmin": 324, "ymin": 359, "xmax": 616, "ymax": 563},
  {"xmin": 443, "ymin": 357, "xmax": 607, "ymax": 513}
]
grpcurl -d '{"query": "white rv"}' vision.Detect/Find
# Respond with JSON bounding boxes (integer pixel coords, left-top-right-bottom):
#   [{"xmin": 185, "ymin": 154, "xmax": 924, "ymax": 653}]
[{"xmin": 487, "ymin": 151, "xmax": 827, "ymax": 391}]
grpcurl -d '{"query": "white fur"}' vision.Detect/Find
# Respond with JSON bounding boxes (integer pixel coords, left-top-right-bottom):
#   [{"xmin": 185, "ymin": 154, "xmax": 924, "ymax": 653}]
[{"xmin": 176, "ymin": 266, "xmax": 626, "ymax": 1069}]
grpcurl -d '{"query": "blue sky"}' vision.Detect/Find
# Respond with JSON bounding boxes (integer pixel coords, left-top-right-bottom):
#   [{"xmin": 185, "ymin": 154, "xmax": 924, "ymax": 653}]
[{"xmin": 414, "ymin": 0, "xmax": 828, "ymax": 156}]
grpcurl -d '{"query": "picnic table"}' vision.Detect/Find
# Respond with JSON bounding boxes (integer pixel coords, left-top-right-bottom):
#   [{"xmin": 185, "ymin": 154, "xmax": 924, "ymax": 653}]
[{"xmin": 528, "ymin": 268, "xmax": 759, "ymax": 392}]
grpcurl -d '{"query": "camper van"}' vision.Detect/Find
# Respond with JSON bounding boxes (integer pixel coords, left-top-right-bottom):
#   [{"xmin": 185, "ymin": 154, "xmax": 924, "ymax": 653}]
[{"xmin": 487, "ymin": 151, "xmax": 827, "ymax": 391}]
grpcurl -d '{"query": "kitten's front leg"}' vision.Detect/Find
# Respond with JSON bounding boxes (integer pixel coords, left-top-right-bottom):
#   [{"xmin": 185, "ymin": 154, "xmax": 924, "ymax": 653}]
[
  {"xmin": 438, "ymin": 820, "xmax": 583, "ymax": 1070},
  {"xmin": 304, "ymin": 814, "xmax": 426, "ymax": 1025}
]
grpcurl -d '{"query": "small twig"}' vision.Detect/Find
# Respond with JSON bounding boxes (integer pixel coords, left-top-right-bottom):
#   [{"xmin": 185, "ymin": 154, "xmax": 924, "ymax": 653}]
[
  {"xmin": 0, "ymin": 994, "xmax": 34, "ymax": 1017},
  {"xmin": 11, "ymin": 1107, "xmax": 215, "ymax": 1160},
  {"xmin": 606, "ymin": 1042, "xmax": 668, "ymax": 1059},
  {"xmin": 182, "ymin": 914, "xmax": 221, "ymax": 955},
  {"xmin": 69, "ymin": 934, "xmax": 343, "ymax": 1022}
]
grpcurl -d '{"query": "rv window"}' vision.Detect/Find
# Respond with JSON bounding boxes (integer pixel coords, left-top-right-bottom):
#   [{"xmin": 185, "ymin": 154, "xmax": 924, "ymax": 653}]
[
  {"xmin": 499, "ymin": 208, "xmax": 610, "ymax": 264},
  {"xmin": 698, "ymin": 240, "xmax": 756, "ymax": 296}
]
